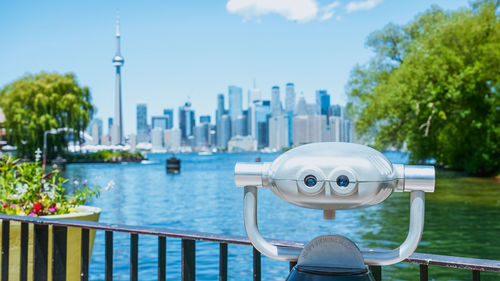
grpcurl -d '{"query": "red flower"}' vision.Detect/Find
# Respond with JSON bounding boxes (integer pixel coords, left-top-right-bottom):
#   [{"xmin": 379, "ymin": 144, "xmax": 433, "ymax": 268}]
[
  {"xmin": 33, "ymin": 202, "xmax": 43, "ymax": 214},
  {"xmin": 2, "ymin": 202, "xmax": 7, "ymax": 208}
]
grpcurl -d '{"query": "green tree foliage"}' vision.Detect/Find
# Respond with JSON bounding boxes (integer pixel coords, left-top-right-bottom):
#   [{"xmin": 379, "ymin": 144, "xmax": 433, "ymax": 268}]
[
  {"xmin": 0, "ymin": 72, "xmax": 94, "ymax": 159},
  {"xmin": 347, "ymin": 1, "xmax": 500, "ymax": 176}
]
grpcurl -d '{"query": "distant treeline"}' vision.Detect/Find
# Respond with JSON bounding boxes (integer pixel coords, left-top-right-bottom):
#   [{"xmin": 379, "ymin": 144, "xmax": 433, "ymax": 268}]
[{"xmin": 67, "ymin": 150, "xmax": 144, "ymax": 163}]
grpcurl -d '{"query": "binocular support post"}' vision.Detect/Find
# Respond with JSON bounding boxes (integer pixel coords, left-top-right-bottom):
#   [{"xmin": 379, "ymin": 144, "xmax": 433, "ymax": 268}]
[
  {"xmin": 361, "ymin": 190, "xmax": 425, "ymax": 265},
  {"xmin": 243, "ymin": 186, "xmax": 426, "ymax": 265},
  {"xmin": 244, "ymin": 186, "xmax": 302, "ymax": 261}
]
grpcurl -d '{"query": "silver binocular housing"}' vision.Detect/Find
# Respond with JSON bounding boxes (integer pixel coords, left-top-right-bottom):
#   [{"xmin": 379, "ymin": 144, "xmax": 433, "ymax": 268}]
[
  {"xmin": 234, "ymin": 142, "xmax": 435, "ymax": 265},
  {"xmin": 235, "ymin": 142, "xmax": 434, "ymax": 210}
]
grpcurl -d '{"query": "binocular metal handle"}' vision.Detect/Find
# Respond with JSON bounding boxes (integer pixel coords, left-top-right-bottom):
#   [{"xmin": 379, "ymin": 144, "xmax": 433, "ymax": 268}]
[
  {"xmin": 244, "ymin": 186, "xmax": 302, "ymax": 261},
  {"xmin": 243, "ymin": 186, "xmax": 426, "ymax": 265}
]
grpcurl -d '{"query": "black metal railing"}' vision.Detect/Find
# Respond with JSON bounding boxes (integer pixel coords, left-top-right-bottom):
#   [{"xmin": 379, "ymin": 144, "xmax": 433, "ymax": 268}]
[{"xmin": 0, "ymin": 213, "xmax": 499, "ymax": 281}]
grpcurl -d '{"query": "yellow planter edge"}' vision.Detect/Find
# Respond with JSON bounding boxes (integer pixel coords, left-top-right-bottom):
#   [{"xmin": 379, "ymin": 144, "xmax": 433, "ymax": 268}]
[{"xmin": 0, "ymin": 205, "xmax": 101, "ymax": 281}]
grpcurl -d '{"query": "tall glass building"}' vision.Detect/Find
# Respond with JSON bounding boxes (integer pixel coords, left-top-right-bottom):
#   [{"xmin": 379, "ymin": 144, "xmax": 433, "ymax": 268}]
[
  {"xmin": 162, "ymin": 108, "xmax": 174, "ymax": 129},
  {"xmin": 179, "ymin": 102, "xmax": 195, "ymax": 144},
  {"xmin": 315, "ymin": 90, "xmax": 330, "ymax": 115},
  {"xmin": 271, "ymin": 86, "xmax": 281, "ymax": 117},
  {"xmin": 254, "ymin": 100, "xmax": 271, "ymax": 148},
  {"xmin": 285, "ymin": 83, "xmax": 295, "ymax": 114},
  {"xmin": 136, "ymin": 103, "xmax": 148, "ymax": 143}
]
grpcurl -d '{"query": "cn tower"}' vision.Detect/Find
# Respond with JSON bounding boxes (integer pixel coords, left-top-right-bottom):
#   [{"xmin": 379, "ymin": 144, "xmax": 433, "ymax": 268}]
[{"xmin": 112, "ymin": 14, "xmax": 124, "ymax": 144}]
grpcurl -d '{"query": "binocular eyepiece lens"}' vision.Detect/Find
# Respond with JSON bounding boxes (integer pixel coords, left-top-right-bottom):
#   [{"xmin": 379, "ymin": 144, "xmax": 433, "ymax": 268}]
[
  {"xmin": 336, "ymin": 175, "xmax": 350, "ymax": 187},
  {"xmin": 304, "ymin": 175, "xmax": 317, "ymax": 187}
]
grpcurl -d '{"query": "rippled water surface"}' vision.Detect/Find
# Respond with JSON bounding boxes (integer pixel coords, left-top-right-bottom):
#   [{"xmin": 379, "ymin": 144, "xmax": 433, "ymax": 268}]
[{"xmin": 63, "ymin": 152, "xmax": 500, "ymax": 280}]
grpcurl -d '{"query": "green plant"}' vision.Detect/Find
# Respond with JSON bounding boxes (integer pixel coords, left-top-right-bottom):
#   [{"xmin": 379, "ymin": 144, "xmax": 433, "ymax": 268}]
[{"xmin": 0, "ymin": 155, "xmax": 99, "ymax": 216}]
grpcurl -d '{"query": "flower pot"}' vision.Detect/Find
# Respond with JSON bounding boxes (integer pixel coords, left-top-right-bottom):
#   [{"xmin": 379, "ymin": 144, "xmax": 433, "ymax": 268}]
[{"xmin": 0, "ymin": 205, "xmax": 101, "ymax": 281}]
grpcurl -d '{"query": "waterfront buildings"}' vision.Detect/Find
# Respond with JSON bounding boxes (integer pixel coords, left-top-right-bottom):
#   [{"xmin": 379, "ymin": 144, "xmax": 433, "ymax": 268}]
[
  {"xmin": 179, "ymin": 102, "xmax": 195, "ymax": 144},
  {"xmin": 216, "ymin": 93, "xmax": 226, "ymax": 148},
  {"xmin": 164, "ymin": 128, "xmax": 181, "ymax": 152},
  {"xmin": 253, "ymin": 100, "xmax": 271, "ymax": 148},
  {"xmin": 315, "ymin": 90, "xmax": 330, "ymax": 116},
  {"xmin": 151, "ymin": 127, "xmax": 164, "ymax": 152},
  {"xmin": 136, "ymin": 103, "xmax": 148, "ymax": 143},
  {"xmin": 87, "ymin": 81, "xmax": 356, "ymax": 152},
  {"xmin": 90, "ymin": 118, "xmax": 103, "ymax": 145},
  {"xmin": 271, "ymin": 86, "xmax": 281, "ymax": 117},
  {"xmin": 107, "ymin": 118, "xmax": 113, "ymax": 135},
  {"xmin": 228, "ymin": 86, "xmax": 243, "ymax": 137},
  {"xmin": 219, "ymin": 114, "xmax": 232, "ymax": 148},
  {"xmin": 152, "ymin": 116, "xmax": 169, "ymax": 131},
  {"xmin": 162, "ymin": 109, "xmax": 174, "ymax": 129},
  {"xmin": 285, "ymin": 83, "xmax": 295, "ymax": 114},
  {"xmin": 111, "ymin": 16, "xmax": 124, "ymax": 145},
  {"xmin": 247, "ymin": 87, "xmax": 262, "ymax": 139},
  {"xmin": 268, "ymin": 115, "xmax": 289, "ymax": 151},
  {"xmin": 228, "ymin": 135, "xmax": 257, "ymax": 152}
]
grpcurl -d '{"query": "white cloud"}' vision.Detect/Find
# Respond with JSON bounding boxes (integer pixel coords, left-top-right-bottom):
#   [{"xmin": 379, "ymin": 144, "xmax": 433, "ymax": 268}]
[
  {"xmin": 346, "ymin": 0, "xmax": 383, "ymax": 13},
  {"xmin": 319, "ymin": 1, "xmax": 340, "ymax": 21},
  {"xmin": 226, "ymin": 0, "xmax": 319, "ymax": 22}
]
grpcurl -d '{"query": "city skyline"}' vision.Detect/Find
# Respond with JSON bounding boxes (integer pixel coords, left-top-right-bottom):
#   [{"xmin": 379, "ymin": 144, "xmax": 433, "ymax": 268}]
[{"xmin": 0, "ymin": 0, "xmax": 469, "ymax": 135}]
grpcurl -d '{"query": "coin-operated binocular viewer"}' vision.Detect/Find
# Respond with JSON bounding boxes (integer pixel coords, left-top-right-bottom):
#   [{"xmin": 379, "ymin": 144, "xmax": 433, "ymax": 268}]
[{"xmin": 234, "ymin": 143, "xmax": 435, "ymax": 280}]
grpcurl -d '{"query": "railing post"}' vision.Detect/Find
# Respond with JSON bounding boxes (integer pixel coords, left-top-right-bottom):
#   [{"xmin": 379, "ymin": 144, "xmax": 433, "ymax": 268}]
[
  {"xmin": 253, "ymin": 247, "xmax": 261, "ymax": 281},
  {"xmin": 52, "ymin": 226, "xmax": 67, "ymax": 281},
  {"xmin": 158, "ymin": 236, "xmax": 166, "ymax": 281},
  {"xmin": 419, "ymin": 264, "xmax": 428, "ymax": 281},
  {"xmin": 80, "ymin": 228, "xmax": 89, "ymax": 281},
  {"xmin": 33, "ymin": 224, "xmax": 49, "ymax": 281},
  {"xmin": 182, "ymin": 239, "xmax": 195, "ymax": 281},
  {"xmin": 20, "ymin": 222, "xmax": 29, "ymax": 281},
  {"xmin": 105, "ymin": 231, "xmax": 113, "ymax": 281},
  {"xmin": 473, "ymin": 270, "xmax": 480, "ymax": 281},
  {"xmin": 369, "ymin": 265, "xmax": 381, "ymax": 281},
  {"xmin": 219, "ymin": 243, "xmax": 227, "ymax": 281},
  {"xmin": 130, "ymin": 234, "xmax": 138, "ymax": 281},
  {"xmin": 2, "ymin": 220, "xmax": 10, "ymax": 281}
]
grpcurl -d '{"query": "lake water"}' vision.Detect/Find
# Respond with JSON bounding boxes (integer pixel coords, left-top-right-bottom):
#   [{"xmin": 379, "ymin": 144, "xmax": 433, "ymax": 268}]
[{"xmin": 63, "ymin": 152, "xmax": 500, "ymax": 280}]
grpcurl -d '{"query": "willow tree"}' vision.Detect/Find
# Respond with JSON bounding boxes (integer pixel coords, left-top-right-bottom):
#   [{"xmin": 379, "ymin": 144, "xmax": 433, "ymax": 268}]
[
  {"xmin": 347, "ymin": 1, "xmax": 500, "ymax": 176},
  {"xmin": 0, "ymin": 72, "xmax": 95, "ymax": 159}
]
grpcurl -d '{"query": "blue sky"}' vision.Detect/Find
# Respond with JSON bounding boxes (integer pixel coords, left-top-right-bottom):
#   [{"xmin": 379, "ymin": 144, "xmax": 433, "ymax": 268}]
[{"xmin": 0, "ymin": 0, "xmax": 469, "ymax": 135}]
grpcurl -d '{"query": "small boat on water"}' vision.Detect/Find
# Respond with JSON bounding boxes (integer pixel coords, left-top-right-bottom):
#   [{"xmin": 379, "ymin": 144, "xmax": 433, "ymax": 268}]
[
  {"xmin": 166, "ymin": 156, "xmax": 181, "ymax": 174},
  {"xmin": 198, "ymin": 151, "xmax": 212, "ymax": 156}
]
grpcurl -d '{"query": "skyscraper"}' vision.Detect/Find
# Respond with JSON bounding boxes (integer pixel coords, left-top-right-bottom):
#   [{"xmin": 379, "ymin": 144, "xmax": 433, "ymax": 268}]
[
  {"xmin": 248, "ymin": 88, "xmax": 262, "ymax": 107},
  {"xmin": 228, "ymin": 86, "xmax": 242, "ymax": 136},
  {"xmin": 163, "ymin": 109, "xmax": 174, "ymax": 129},
  {"xmin": 108, "ymin": 117, "xmax": 113, "ymax": 135},
  {"xmin": 199, "ymin": 115, "xmax": 211, "ymax": 123},
  {"xmin": 328, "ymin": 104, "xmax": 342, "ymax": 117},
  {"xmin": 285, "ymin": 83, "xmax": 295, "ymax": 146},
  {"xmin": 296, "ymin": 94, "xmax": 307, "ymax": 116},
  {"xmin": 152, "ymin": 116, "xmax": 169, "ymax": 130},
  {"xmin": 89, "ymin": 118, "xmax": 103, "ymax": 145},
  {"xmin": 254, "ymin": 100, "xmax": 271, "ymax": 148},
  {"xmin": 136, "ymin": 103, "xmax": 148, "ymax": 143},
  {"xmin": 112, "ymin": 15, "xmax": 125, "ymax": 145},
  {"xmin": 315, "ymin": 90, "xmax": 330, "ymax": 115},
  {"xmin": 216, "ymin": 93, "xmax": 226, "ymax": 148},
  {"xmin": 151, "ymin": 127, "xmax": 164, "ymax": 151},
  {"xmin": 179, "ymin": 101, "xmax": 195, "ymax": 144},
  {"xmin": 268, "ymin": 115, "xmax": 289, "ymax": 151},
  {"xmin": 220, "ymin": 114, "xmax": 232, "ymax": 148},
  {"xmin": 271, "ymin": 86, "xmax": 281, "ymax": 116},
  {"xmin": 247, "ymin": 87, "xmax": 262, "ymax": 138},
  {"xmin": 285, "ymin": 83, "xmax": 295, "ymax": 114},
  {"xmin": 228, "ymin": 86, "xmax": 242, "ymax": 119}
]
